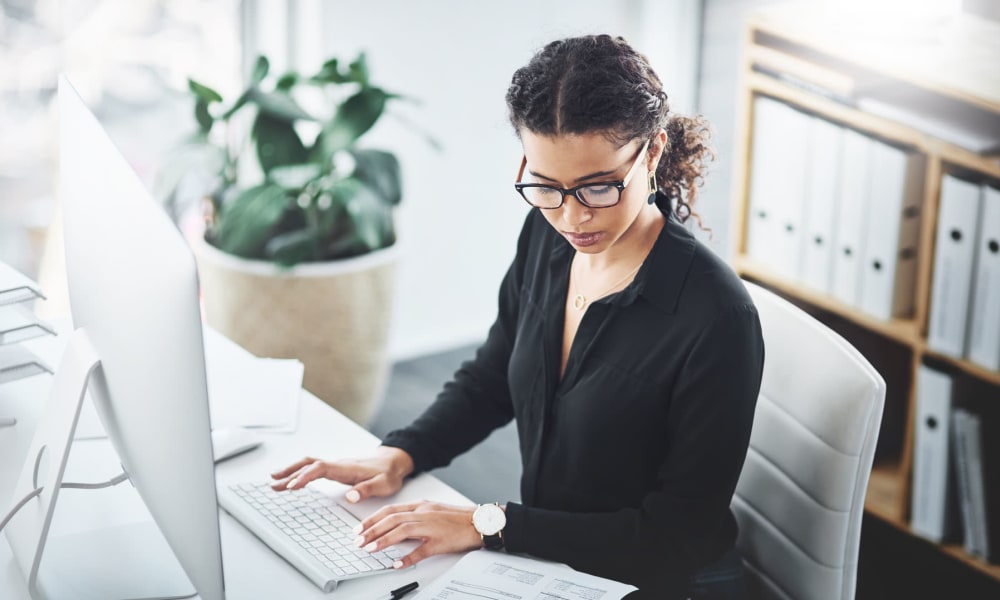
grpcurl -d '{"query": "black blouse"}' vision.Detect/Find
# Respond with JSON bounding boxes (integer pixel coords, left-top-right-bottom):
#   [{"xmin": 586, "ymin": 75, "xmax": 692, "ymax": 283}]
[{"xmin": 382, "ymin": 199, "xmax": 765, "ymax": 597}]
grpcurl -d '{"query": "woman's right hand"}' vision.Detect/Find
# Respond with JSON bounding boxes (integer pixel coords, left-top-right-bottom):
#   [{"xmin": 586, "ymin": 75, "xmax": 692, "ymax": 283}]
[{"xmin": 269, "ymin": 446, "xmax": 415, "ymax": 503}]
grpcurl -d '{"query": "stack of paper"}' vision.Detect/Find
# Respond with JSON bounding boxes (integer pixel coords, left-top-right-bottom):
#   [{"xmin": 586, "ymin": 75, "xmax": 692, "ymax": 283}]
[
  {"xmin": 0, "ymin": 261, "xmax": 54, "ymax": 389},
  {"xmin": 413, "ymin": 550, "xmax": 637, "ymax": 600},
  {"xmin": 73, "ymin": 325, "xmax": 304, "ymax": 439},
  {"xmin": 203, "ymin": 326, "xmax": 303, "ymax": 432}
]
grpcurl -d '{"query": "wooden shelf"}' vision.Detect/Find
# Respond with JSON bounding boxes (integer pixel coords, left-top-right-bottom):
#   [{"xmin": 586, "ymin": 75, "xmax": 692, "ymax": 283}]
[
  {"xmin": 735, "ymin": 3, "xmax": 1000, "ymax": 586},
  {"xmin": 865, "ymin": 462, "xmax": 906, "ymax": 525},
  {"xmin": 939, "ymin": 544, "xmax": 1000, "ymax": 582},
  {"xmin": 734, "ymin": 257, "xmax": 921, "ymax": 348},
  {"xmin": 919, "ymin": 348, "xmax": 1000, "ymax": 388},
  {"xmin": 868, "ymin": 515, "xmax": 1000, "ymax": 580},
  {"xmin": 748, "ymin": 4, "xmax": 1000, "ymax": 113},
  {"xmin": 746, "ymin": 72, "xmax": 1000, "ymax": 180}
]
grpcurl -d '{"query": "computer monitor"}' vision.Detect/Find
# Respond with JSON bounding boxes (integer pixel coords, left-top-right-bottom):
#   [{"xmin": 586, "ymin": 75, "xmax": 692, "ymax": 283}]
[{"xmin": 3, "ymin": 77, "xmax": 225, "ymax": 599}]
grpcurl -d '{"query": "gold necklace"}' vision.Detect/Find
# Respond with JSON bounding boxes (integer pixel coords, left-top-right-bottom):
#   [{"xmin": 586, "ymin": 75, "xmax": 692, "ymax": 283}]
[{"xmin": 571, "ymin": 261, "xmax": 643, "ymax": 311}]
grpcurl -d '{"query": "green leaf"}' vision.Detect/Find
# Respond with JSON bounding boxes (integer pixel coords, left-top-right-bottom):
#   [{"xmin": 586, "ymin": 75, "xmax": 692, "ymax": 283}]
[
  {"xmin": 311, "ymin": 58, "xmax": 351, "ymax": 84},
  {"xmin": 311, "ymin": 54, "xmax": 370, "ymax": 85},
  {"xmin": 347, "ymin": 53, "xmax": 369, "ymax": 87},
  {"xmin": 251, "ymin": 55, "xmax": 269, "ymax": 83},
  {"xmin": 221, "ymin": 89, "xmax": 251, "ymax": 120},
  {"xmin": 210, "ymin": 184, "xmax": 289, "ymax": 258},
  {"xmin": 248, "ymin": 88, "xmax": 316, "ymax": 122},
  {"xmin": 339, "ymin": 177, "xmax": 394, "ymax": 252},
  {"xmin": 351, "ymin": 149, "xmax": 402, "ymax": 206},
  {"xmin": 276, "ymin": 71, "xmax": 299, "ymax": 91},
  {"xmin": 187, "ymin": 78, "xmax": 223, "ymax": 103},
  {"xmin": 265, "ymin": 229, "xmax": 320, "ymax": 266},
  {"xmin": 269, "ymin": 163, "xmax": 323, "ymax": 190},
  {"xmin": 319, "ymin": 87, "xmax": 389, "ymax": 153},
  {"xmin": 252, "ymin": 113, "xmax": 309, "ymax": 175},
  {"xmin": 195, "ymin": 99, "xmax": 213, "ymax": 134}
]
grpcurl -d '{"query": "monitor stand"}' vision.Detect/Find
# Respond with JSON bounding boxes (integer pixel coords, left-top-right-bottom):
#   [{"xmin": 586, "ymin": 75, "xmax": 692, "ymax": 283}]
[{"xmin": 3, "ymin": 329, "xmax": 197, "ymax": 600}]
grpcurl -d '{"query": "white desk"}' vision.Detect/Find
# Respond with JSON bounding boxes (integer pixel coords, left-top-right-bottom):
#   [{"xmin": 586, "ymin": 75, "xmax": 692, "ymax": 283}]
[{"xmin": 0, "ymin": 328, "xmax": 472, "ymax": 599}]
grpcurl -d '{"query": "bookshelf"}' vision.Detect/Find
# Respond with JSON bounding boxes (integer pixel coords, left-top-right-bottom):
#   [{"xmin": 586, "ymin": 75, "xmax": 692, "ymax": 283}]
[{"xmin": 731, "ymin": 3, "xmax": 1000, "ymax": 583}]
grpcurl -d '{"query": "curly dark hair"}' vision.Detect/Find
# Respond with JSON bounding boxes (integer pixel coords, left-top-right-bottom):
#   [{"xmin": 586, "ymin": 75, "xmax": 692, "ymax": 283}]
[{"xmin": 506, "ymin": 34, "xmax": 714, "ymax": 225}]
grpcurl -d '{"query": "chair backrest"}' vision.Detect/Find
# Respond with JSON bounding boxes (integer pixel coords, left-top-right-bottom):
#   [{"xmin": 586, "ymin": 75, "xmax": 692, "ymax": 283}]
[{"xmin": 733, "ymin": 282, "xmax": 886, "ymax": 600}]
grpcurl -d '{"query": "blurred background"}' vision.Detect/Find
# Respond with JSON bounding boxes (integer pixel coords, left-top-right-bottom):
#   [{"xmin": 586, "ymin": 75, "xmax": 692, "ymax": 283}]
[{"xmin": 2, "ymin": 0, "xmax": 997, "ymax": 359}]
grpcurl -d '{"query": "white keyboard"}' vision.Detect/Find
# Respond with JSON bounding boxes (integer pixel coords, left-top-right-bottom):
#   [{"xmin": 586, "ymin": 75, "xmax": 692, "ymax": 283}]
[{"xmin": 218, "ymin": 482, "xmax": 402, "ymax": 592}]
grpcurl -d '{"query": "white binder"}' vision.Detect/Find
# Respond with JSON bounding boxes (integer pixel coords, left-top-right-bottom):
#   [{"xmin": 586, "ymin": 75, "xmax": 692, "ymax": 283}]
[
  {"xmin": 911, "ymin": 366, "xmax": 957, "ymax": 542},
  {"xmin": 770, "ymin": 103, "xmax": 811, "ymax": 281},
  {"xmin": 799, "ymin": 116, "xmax": 843, "ymax": 294},
  {"xmin": 859, "ymin": 141, "xmax": 923, "ymax": 320},
  {"xmin": 830, "ymin": 129, "xmax": 872, "ymax": 307},
  {"xmin": 927, "ymin": 175, "xmax": 982, "ymax": 358},
  {"xmin": 747, "ymin": 97, "xmax": 782, "ymax": 269},
  {"xmin": 967, "ymin": 185, "xmax": 1000, "ymax": 371},
  {"xmin": 747, "ymin": 97, "xmax": 808, "ymax": 278}
]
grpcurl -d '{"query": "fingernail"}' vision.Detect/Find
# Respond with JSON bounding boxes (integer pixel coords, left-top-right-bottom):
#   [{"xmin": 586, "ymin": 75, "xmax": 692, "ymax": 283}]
[
  {"xmin": 285, "ymin": 478, "xmax": 298, "ymax": 489},
  {"xmin": 393, "ymin": 560, "xmax": 404, "ymax": 569},
  {"xmin": 364, "ymin": 542, "xmax": 377, "ymax": 552},
  {"xmin": 345, "ymin": 489, "xmax": 360, "ymax": 503},
  {"xmin": 352, "ymin": 523, "xmax": 362, "ymax": 534},
  {"xmin": 353, "ymin": 536, "xmax": 365, "ymax": 547}
]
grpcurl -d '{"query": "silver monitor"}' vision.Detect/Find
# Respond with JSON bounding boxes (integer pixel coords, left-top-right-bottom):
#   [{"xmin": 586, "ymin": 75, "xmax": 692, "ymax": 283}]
[{"xmin": 3, "ymin": 77, "xmax": 225, "ymax": 599}]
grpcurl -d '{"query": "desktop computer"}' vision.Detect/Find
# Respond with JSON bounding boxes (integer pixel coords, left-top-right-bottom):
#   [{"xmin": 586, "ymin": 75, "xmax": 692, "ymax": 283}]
[
  {"xmin": 2, "ymin": 77, "xmax": 225, "ymax": 599},
  {"xmin": 2, "ymin": 76, "xmax": 404, "ymax": 599}
]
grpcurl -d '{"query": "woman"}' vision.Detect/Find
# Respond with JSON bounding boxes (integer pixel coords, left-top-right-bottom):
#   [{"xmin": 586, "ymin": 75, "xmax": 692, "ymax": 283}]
[{"xmin": 272, "ymin": 34, "xmax": 764, "ymax": 599}]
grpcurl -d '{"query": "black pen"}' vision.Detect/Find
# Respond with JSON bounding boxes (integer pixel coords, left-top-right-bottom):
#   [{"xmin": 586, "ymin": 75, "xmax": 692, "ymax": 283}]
[{"xmin": 377, "ymin": 581, "xmax": 419, "ymax": 600}]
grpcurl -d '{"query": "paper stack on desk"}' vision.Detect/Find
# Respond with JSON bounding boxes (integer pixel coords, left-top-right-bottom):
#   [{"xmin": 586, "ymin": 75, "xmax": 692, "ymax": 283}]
[
  {"xmin": 0, "ymin": 261, "xmax": 54, "ymax": 387},
  {"xmin": 72, "ymin": 325, "xmax": 304, "ymax": 439},
  {"xmin": 413, "ymin": 550, "xmax": 637, "ymax": 600},
  {"xmin": 203, "ymin": 326, "xmax": 304, "ymax": 432}
]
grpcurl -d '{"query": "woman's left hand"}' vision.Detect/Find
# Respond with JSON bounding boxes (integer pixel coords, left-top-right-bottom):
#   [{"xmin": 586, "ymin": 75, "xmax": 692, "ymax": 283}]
[{"xmin": 353, "ymin": 500, "xmax": 484, "ymax": 567}]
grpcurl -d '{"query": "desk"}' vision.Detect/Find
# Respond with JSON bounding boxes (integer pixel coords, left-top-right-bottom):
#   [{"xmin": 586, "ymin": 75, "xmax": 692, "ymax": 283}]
[{"xmin": 0, "ymin": 326, "xmax": 472, "ymax": 599}]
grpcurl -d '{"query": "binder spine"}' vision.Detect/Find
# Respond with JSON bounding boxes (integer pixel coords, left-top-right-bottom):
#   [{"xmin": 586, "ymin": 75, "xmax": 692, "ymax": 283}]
[
  {"xmin": 890, "ymin": 155, "xmax": 925, "ymax": 318},
  {"xmin": 966, "ymin": 186, "xmax": 1000, "ymax": 371},
  {"xmin": 927, "ymin": 175, "xmax": 982, "ymax": 358}
]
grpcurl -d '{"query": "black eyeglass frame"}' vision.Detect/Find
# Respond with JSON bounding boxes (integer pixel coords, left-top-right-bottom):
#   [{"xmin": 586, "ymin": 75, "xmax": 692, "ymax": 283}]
[{"xmin": 513, "ymin": 139, "xmax": 650, "ymax": 209}]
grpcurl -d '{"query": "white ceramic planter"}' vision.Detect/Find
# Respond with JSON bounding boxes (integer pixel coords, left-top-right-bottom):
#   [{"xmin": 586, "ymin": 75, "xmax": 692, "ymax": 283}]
[{"xmin": 193, "ymin": 237, "xmax": 398, "ymax": 425}]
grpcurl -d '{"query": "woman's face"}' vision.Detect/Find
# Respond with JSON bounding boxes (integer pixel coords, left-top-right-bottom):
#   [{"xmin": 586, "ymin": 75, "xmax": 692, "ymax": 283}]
[{"xmin": 518, "ymin": 130, "xmax": 657, "ymax": 256}]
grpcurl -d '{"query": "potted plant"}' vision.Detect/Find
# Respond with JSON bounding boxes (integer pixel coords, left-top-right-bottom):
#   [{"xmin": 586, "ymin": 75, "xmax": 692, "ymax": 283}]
[{"xmin": 159, "ymin": 53, "xmax": 414, "ymax": 425}]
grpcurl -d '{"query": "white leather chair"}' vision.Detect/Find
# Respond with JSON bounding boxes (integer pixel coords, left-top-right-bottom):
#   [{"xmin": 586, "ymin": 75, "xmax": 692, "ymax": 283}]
[{"xmin": 733, "ymin": 282, "xmax": 886, "ymax": 600}]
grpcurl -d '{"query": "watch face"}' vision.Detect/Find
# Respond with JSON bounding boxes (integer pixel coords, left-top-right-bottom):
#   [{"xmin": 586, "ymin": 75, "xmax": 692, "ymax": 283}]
[{"xmin": 473, "ymin": 504, "xmax": 506, "ymax": 536}]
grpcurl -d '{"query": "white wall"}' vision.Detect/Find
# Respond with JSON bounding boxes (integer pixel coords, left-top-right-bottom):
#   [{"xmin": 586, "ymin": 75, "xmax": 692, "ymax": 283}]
[{"xmin": 244, "ymin": 0, "xmax": 703, "ymax": 359}]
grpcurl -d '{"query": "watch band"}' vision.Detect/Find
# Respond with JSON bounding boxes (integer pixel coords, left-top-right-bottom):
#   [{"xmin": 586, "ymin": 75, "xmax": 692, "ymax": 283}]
[{"xmin": 482, "ymin": 529, "xmax": 504, "ymax": 550}]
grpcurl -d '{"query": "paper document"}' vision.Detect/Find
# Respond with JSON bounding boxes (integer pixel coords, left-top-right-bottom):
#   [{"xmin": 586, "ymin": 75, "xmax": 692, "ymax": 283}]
[
  {"xmin": 413, "ymin": 550, "xmax": 637, "ymax": 600},
  {"xmin": 0, "ymin": 261, "xmax": 45, "ymax": 306},
  {"xmin": 203, "ymin": 326, "xmax": 303, "ymax": 431},
  {"xmin": 0, "ymin": 304, "xmax": 56, "ymax": 345},
  {"xmin": 71, "ymin": 326, "xmax": 303, "ymax": 439},
  {"xmin": 0, "ymin": 343, "xmax": 53, "ymax": 384}
]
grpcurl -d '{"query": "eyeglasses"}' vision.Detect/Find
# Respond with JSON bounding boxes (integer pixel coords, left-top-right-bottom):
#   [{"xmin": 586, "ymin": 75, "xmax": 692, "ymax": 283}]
[{"xmin": 514, "ymin": 140, "xmax": 649, "ymax": 209}]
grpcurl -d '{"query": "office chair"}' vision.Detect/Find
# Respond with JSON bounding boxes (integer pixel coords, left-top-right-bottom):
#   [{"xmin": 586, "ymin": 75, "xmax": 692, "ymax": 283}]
[{"xmin": 732, "ymin": 281, "xmax": 886, "ymax": 600}]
